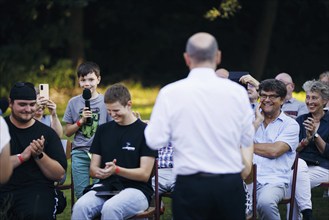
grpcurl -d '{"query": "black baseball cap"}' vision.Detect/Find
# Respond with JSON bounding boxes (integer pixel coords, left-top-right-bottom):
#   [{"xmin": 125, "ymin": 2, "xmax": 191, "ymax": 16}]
[{"xmin": 9, "ymin": 82, "xmax": 36, "ymax": 101}]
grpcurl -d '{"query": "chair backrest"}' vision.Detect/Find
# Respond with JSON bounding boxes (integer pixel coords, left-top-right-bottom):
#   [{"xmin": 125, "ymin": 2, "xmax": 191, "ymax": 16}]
[
  {"xmin": 252, "ymin": 164, "xmax": 257, "ymax": 220},
  {"xmin": 251, "ymin": 154, "xmax": 299, "ymax": 220},
  {"xmin": 128, "ymin": 158, "xmax": 160, "ymax": 220},
  {"xmin": 57, "ymin": 139, "xmax": 75, "ymax": 213},
  {"xmin": 278, "ymin": 153, "xmax": 299, "ymax": 220}
]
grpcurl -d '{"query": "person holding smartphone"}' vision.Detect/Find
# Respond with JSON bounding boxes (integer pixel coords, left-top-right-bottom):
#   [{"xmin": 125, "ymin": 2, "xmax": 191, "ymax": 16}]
[{"xmin": 34, "ymin": 86, "xmax": 63, "ymax": 137}]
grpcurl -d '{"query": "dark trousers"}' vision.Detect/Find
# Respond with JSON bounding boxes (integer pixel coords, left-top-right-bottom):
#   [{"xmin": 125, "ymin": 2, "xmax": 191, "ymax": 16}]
[
  {"xmin": 0, "ymin": 186, "xmax": 57, "ymax": 220},
  {"xmin": 172, "ymin": 172, "xmax": 245, "ymax": 220}
]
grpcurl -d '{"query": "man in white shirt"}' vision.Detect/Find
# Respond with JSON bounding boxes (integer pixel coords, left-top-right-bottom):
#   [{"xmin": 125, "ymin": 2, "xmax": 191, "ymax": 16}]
[
  {"xmin": 253, "ymin": 79, "xmax": 302, "ymax": 219},
  {"xmin": 145, "ymin": 32, "xmax": 255, "ymax": 219}
]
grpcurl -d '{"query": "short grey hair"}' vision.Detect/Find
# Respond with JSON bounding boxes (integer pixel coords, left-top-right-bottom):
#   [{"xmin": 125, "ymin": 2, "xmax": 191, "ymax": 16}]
[
  {"xmin": 186, "ymin": 34, "xmax": 218, "ymax": 63},
  {"xmin": 303, "ymin": 80, "xmax": 329, "ymax": 101}
]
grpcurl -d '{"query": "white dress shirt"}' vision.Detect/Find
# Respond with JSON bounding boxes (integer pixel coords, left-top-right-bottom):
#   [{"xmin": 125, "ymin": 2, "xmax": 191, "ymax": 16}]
[
  {"xmin": 145, "ymin": 68, "xmax": 255, "ymax": 176},
  {"xmin": 253, "ymin": 111, "xmax": 299, "ymax": 185}
]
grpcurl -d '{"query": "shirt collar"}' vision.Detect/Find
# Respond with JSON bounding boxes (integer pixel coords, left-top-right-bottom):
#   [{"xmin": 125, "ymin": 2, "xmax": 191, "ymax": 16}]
[{"xmin": 188, "ymin": 68, "xmax": 217, "ymax": 79}]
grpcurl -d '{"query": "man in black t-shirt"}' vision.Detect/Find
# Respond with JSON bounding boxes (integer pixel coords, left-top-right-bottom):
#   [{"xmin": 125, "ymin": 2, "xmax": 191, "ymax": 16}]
[
  {"xmin": 72, "ymin": 83, "xmax": 157, "ymax": 220},
  {"xmin": 0, "ymin": 82, "xmax": 67, "ymax": 220}
]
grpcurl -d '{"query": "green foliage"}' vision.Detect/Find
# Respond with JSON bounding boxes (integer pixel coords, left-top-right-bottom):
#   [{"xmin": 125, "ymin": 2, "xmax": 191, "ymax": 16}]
[
  {"xmin": 32, "ymin": 59, "xmax": 76, "ymax": 89},
  {"xmin": 205, "ymin": 0, "xmax": 241, "ymax": 20}
]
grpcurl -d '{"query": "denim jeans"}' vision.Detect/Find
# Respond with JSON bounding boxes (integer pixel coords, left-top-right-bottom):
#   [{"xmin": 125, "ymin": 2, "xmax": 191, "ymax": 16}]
[
  {"xmin": 72, "ymin": 149, "xmax": 98, "ymax": 199},
  {"xmin": 71, "ymin": 188, "xmax": 148, "ymax": 220}
]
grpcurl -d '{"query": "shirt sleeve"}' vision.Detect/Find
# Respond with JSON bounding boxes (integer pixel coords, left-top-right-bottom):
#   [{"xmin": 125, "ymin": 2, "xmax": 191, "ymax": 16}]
[
  {"xmin": 145, "ymin": 89, "xmax": 171, "ymax": 150},
  {"xmin": 275, "ymin": 119, "xmax": 300, "ymax": 151}
]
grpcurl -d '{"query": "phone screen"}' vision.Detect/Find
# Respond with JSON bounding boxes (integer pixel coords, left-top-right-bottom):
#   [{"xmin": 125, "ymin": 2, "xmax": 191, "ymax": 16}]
[{"xmin": 39, "ymin": 84, "xmax": 49, "ymax": 100}]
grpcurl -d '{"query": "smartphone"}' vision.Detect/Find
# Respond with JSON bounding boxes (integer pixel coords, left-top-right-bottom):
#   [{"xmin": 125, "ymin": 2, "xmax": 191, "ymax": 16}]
[
  {"xmin": 39, "ymin": 84, "xmax": 49, "ymax": 100},
  {"xmin": 228, "ymin": 71, "xmax": 249, "ymax": 90}
]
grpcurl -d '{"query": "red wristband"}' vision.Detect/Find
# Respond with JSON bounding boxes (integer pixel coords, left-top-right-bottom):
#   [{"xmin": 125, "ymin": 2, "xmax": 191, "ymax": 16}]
[
  {"xmin": 76, "ymin": 120, "xmax": 82, "ymax": 127},
  {"xmin": 300, "ymin": 139, "xmax": 307, "ymax": 147},
  {"xmin": 17, "ymin": 154, "xmax": 24, "ymax": 164},
  {"xmin": 115, "ymin": 166, "xmax": 120, "ymax": 174}
]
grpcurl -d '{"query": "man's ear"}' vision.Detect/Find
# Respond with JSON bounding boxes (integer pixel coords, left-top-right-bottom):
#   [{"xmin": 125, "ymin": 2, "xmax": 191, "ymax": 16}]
[
  {"xmin": 126, "ymin": 100, "xmax": 132, "ymax": 108},
  {"xmin": 183, "ymin": 52, "xmax": 191, "ymax": 67},
  {"xmin": 97, "ymin": 76, "xmax": 101, "ymax": 85},
  {"xmin": 216, "ymin": 50, "xmax": 221, "ymax": 65},
  {"xmin": 8, "ymin": 98, "xmax": 12, "ymax": 106}
]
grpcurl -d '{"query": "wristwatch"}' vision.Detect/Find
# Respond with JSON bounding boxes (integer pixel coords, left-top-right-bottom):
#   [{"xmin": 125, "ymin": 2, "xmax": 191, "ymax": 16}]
[
  {"xmin": 35, "ymin": 152, "xmax": 44, "ymax": 160},
  {"xmin": 314, "ymin": 133, "xmax": 319, "ymax": 139}
]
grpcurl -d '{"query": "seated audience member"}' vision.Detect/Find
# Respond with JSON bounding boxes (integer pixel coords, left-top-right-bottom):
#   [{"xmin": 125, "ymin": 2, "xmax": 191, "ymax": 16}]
[
  {"xmin": 319, "ymin": 71, "xmax": 329, "ymax": 109},
  {"xmin": 240, "ymin": 74, "xmax": 260, "ymax": 111},
  {"xmin": 253, "ymin": 79, "xmax": 300, "ymax": 220},
  {"xmin": 34, "ymin": 88, "xmax": 63, "ymax": 137},
  {"xmin": 215, "ymin": 68, "xmax": 229, "ymax": 78},
  {"xmin": 72, "ymin": 84, "xmax": 157, "ymax": 220},
  {"xmin": 293, "ymin": 80, "xmax": 329, "ymax": 219},
  {"xmin": 153, "ymin": 143, "xmax": 175, "ymax": 195},
  {"xmin": 275, "ymin": 72, "xmax": 308, "ymax": 118},
  {"xmin": 0, "ymin": 82, "xmax": 67, "ymax": 220},
  {"xmin": 0, "ymin": 116, "xmax": 13, "ymax": 184}
]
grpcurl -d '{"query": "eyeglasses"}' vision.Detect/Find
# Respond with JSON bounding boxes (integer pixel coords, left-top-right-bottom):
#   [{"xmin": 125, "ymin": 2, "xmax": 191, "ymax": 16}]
[
  {"xmin": 260, "ymin": 94, "xmax": 280, "ymax": 101},
  {"xmin": 14, "ymin": 82, "xmax": 35, "ymax": 89}
]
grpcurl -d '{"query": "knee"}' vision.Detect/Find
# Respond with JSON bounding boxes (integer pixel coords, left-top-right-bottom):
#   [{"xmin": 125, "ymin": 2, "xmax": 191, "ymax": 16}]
[
  {"xmin": 101, "ymin": 203, "xmax": 124, "ymax": 219},
  {"xmin": 257, "ymin": 196, "xmax": 277, "ymax": 211}
]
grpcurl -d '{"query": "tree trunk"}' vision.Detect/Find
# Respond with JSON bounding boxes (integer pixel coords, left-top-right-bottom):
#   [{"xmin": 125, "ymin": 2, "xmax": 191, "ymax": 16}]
[
  {"xmin": 68, "ymin": 6, "xmax": 84, "ymax": 76},
  {"xmin": 250, "ymin": 0, "xmax": 278, "ymax": 80}
]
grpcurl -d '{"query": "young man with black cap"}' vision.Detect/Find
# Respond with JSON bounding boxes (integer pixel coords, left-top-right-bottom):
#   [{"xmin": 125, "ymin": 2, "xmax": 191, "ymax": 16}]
[{"xmin": 0, "ymin": 82, "xmax": 67, "ymax": 220}]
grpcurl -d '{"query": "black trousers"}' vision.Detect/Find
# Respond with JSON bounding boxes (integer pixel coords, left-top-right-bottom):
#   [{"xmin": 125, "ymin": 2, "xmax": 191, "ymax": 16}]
[
  {"xmin": 0, "ymin": 186, "xmax": 57, "ymax": 220},
  {"xmin": 172, "ymin": 172, "xmax": 245, "ymax": 220}
]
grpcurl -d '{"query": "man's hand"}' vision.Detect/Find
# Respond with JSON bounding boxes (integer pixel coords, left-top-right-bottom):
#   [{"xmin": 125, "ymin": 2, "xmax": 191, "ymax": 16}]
[{"xmin": 30, "ymin": 135, "xmax": 45, "ymax": 158}]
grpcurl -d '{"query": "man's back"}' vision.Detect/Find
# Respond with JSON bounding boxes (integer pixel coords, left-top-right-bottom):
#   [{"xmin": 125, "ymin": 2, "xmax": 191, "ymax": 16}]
[{"xmin": 146, "ymin": 68, "xmax": 254, "ymax": 175}]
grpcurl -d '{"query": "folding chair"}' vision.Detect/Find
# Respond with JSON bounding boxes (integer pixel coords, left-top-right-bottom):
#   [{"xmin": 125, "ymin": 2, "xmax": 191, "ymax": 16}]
[
  {"xmin": 129, "ymin": 158, "xmax": 160, "ymax": 220},
  {"xmin": 56, "ymin": 139, "xmax": 75, "ymax": 212},
  {"xmin": 159, "ymin": 191, "xmax": 172, "ymax": 215},
  {"xmin": 278, "ymin": 153, "xmax": 299, "ymax": 220}
]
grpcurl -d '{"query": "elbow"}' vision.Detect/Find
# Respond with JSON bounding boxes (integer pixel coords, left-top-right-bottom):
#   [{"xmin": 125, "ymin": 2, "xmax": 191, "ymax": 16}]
[
  {"xmin": 269, "ymin": 151, "xmax": 281, "ymax": 159},
  {"xmin": 140, "ymin": 174, "xmax": 150, "ymax": 182},
  {"xmin": 0, "ymin": 169, "xmax": 13, "ymax": 184}
]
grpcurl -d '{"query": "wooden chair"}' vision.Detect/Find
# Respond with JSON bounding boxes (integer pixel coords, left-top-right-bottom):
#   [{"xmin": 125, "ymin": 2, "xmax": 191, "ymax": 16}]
[
  {"xmin": 159, "ymin": 191, "xmax": 172, "ymax": 216},
  {"xmin": 56, "ymin": 139, "xmax": 75, "ymax": 212},
  {"xmin": 128, "ymin": 158, "xmax": 160, "ymax": 220},
  {"xmin": 278, "ymin": 153, "xmax": 299, "ymax": 220},
  {"xmin": 250, "ymin": 154, "xmax": 299, "ymax": 220},
  {"xmin": 319, "ymin": 182, "xmax": 329, "ymax": 188}
]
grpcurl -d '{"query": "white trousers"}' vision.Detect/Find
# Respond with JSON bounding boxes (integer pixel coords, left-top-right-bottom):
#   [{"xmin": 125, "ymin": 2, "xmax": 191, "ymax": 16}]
[{"xmin": 290, "ymin": 158, "xmax": 329, "ymax": 220}]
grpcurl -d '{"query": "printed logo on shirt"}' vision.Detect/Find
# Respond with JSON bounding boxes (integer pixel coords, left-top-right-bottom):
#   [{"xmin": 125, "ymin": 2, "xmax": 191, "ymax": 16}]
[
  {"xmin": 79, "ymin": 107, "xmax": 100, "ymax": 138},
  {"xmin": 122, "ymin": 142, "xmax": 135, "ymax": 151}
]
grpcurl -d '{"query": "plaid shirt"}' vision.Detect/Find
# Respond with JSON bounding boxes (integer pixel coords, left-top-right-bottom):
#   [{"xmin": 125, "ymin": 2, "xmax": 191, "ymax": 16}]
[{"xmin": 158, "ymin": 142, "xmax": 173, "ymax": 168}]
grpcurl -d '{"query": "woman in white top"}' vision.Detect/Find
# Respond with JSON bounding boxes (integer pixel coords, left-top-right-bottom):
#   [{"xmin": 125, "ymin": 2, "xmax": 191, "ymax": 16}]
[{"xmin": 34, "ymin": 93, "xmax": 63, "ymax": 137}]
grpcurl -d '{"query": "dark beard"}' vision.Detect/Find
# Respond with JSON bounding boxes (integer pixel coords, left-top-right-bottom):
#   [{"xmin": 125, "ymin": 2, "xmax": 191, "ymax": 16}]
[{"xmin": 11, "ymin": 111, "xmax": 34, "ymax": 124}]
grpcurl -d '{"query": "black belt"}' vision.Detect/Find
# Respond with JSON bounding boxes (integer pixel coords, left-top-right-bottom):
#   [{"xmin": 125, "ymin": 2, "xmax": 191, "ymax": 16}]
[{"xmin": 179, "ymin": 172, "xmax": 237, "ymax": 178}]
